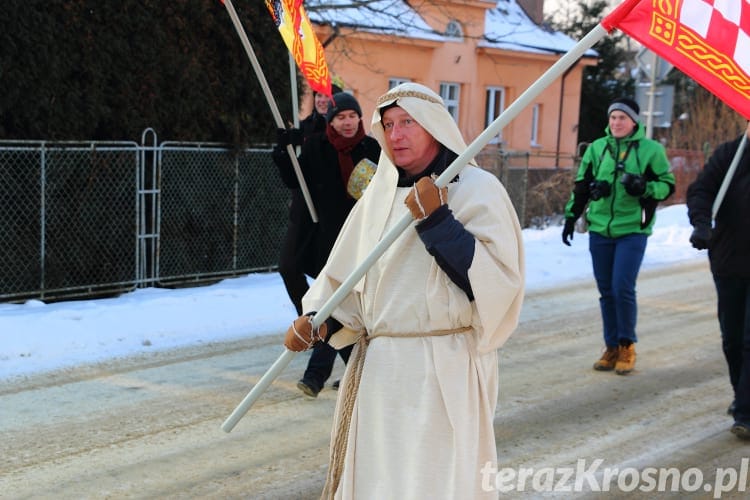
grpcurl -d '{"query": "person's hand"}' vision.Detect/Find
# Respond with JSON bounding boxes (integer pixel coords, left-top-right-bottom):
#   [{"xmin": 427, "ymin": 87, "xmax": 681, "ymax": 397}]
[
  {"xmin": 562, "ymin": 218, "xmax": 576, "ymax": 246},
  {"xmin": 620, "ymin": 173, "xmax": 646, "ymax": 197},
  {"xmin": 276, "ymin": 127, "xmax": 303, "ymax": 148},
  {"xmin": 405, "ymin": 176, "xmax": 447, "ymax": 219},
  {"xmin": 690, "ymin": 224, "xmax": 712, "ymax": 250},
  {"xmin": 284, "ymin": 315, "xmax": 327, "ymax": 351},
  {"xmin": 276, "ymin": 127, "xmax": 291, "ymax": 147},
  {"xmin": 588, "ymin": 180, "xmax": 611, "ymax": 201}
]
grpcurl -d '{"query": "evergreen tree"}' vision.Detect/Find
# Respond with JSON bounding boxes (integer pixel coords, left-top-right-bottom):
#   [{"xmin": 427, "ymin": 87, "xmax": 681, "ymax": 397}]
[{"xmin": 0, "ymin": 0, "xmax": 293, "ymax": 146}]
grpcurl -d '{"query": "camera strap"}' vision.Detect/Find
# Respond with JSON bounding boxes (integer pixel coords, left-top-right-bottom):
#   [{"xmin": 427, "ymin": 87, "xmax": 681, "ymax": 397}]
[{"xmin": 609, "ymin": 140, "xmax": 640, "ymax": 174}]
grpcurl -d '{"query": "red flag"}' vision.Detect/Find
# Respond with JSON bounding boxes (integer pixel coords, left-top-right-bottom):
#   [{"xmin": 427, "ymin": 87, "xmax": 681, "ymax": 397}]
[
  {"xmin": 603, "ymin": 0, "xmax": 750, "ymax": 120},
  {"xmin": 265, "ymin": 0, "xmax": 332, "ymax": 98}
]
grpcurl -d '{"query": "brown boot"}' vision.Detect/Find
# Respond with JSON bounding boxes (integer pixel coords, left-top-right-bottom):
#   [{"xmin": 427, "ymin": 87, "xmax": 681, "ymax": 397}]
[
  {"xmin": 615, "ymin": 344, "xmax": 636, "ymax": 375},
  {"xmin": 593, "ymin": 346, "xmax": 618, "ymax": 371}
]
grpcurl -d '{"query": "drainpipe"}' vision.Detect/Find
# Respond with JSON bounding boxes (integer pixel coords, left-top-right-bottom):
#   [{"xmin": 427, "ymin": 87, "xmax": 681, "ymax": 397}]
[{"xmin": 555, "ymin": 61, "xmax": 577, "ymax": 168}]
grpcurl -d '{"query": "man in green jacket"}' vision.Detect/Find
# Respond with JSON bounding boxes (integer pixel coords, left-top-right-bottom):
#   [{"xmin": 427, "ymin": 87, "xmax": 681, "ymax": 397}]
[{"xmin": 562, "ymin": 97, "xmax": 675, "ymax": 375}]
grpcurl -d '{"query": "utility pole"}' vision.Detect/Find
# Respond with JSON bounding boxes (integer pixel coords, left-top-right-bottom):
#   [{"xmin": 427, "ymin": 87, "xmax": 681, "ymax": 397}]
[{"xmin": 645, "ymin": 51, "xmax": 658, "ymax": 139}]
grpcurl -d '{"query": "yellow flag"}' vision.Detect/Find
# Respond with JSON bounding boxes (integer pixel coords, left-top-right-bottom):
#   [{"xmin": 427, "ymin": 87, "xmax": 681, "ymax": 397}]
[{"xmin": 266, "ymin": 0, "xmax": 332, "ymax": 98}]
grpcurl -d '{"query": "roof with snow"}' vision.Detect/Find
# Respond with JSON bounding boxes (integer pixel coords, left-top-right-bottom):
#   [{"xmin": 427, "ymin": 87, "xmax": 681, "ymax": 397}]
[
  {"xmin": 306, "ymin": 0, "xmax": 595, "ymax": 57},
  {"xmin": 307, "ymin": 0, "xmax": 447, "ymax": 42}
]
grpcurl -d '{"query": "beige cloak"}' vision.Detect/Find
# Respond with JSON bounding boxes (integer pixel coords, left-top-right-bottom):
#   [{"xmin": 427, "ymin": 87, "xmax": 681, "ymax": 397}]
[{"xmin": 302, "ymin": 83, "xmax": 525, "ymax": 499}]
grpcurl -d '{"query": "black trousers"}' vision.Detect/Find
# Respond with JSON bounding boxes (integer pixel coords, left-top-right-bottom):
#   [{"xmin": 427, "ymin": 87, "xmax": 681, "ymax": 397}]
[
  {"xmin": 279, "ymin": 221, "xmax": 350, "ymax": 388},
  {"xmin": 714, "ymin": 275, "xmax": 750, "ymax": 424},
  {"xmin": 301, "ymin": 341, "xmax": 353, "ymax": 391},
  {"xmin": 278, "ymin": 221, "xmax": 310, "ymax": 316}
]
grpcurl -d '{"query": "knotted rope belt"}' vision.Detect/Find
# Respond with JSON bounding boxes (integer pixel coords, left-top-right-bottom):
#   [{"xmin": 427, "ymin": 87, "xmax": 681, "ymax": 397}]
[{"xmin": 321, "ymin": 326, "xmax": 472, "ymax": 499}]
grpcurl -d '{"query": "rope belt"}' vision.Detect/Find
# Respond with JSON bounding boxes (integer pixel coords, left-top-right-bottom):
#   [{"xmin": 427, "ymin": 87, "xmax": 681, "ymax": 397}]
[{"xmin": 321, "ymin": 326, "xmax": 472, "ymax": 499}]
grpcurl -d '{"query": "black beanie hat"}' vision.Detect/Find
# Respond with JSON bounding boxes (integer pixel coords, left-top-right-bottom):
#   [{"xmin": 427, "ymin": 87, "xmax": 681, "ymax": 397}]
[
  {"xmin": 326, "ymin": 92, "xmax": 362, "ymax": 123},
  {"xmin": 608, "ymin": 97, "xmax": 640, "ymax": 124}
]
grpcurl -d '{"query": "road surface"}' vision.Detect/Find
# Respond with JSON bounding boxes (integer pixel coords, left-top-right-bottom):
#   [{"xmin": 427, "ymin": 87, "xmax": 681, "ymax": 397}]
[{"xmin": 2, "ymin": 261, "xmax": 749, "ymax": 499}]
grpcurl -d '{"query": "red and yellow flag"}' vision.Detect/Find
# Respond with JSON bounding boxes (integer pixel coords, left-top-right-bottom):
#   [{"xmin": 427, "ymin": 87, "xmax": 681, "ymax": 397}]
[
  {"xmin": 265, "ymin": 0, "xmax": 332, "ymax": 99},
  {"xmin": 603, "ymin": 0, "xmax": 750, "ymax": 120}
]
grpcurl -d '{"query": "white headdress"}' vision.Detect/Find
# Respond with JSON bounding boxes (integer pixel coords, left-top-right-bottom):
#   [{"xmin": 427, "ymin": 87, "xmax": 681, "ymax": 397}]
[{"xmin": 370, "ymin": 82, "xmax": 470, "ymax": 163}]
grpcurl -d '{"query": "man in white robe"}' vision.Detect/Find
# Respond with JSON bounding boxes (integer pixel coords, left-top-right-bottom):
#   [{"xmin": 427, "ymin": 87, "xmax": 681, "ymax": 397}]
[{"xmin": 284, "ymin": 82, "xmax": 525, "ymax": 499}]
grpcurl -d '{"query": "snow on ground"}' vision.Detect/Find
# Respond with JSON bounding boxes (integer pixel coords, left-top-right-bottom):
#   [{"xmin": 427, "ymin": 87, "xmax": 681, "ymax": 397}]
[{"xmin": 0, "ymin": 204, "xmax": 703, "ymax": 380}]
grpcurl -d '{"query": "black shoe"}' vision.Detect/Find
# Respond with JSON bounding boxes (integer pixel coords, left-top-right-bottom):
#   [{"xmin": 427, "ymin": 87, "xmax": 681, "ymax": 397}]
[
  {"xmin": 297, "ymin": 379, "xmax": 321, "ymax": 398},
  {"xmin": 731, "ymin": 421, "xmax": 750, "ymax": 440},
  {"xmin": 332, "ymin": 379, "xmax": 340, "ymax": 390},
  {"xmin": 728, "ymin": 400, "xmax": 736, "ymax": 416}
]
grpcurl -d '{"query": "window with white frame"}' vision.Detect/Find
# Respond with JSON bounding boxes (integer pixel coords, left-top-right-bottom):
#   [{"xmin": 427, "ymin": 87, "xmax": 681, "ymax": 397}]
[
  {"xmin": 439, "ymin": 82, "xmax": 460, "ymax": 122},
  {"xmin": 531, "ymin": 103, "xmax": 541, "ymax": 146},
  {"xmin": 485, "ymin": 86, "xmax": 505, "ymax": 143},
  {"xmin": 388, "ymin": 78, "xmax": 411, "ymax": 90}
]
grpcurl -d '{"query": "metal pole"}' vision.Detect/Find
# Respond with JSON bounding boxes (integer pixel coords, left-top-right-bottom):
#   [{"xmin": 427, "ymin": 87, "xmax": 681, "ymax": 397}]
[
  {"xmin": 645, "ymin": 51, "xmax": 658, "ymax": 139},
  {"xmin": 289, "ymin": 53, "xmax": 302, "ymax": 157}
]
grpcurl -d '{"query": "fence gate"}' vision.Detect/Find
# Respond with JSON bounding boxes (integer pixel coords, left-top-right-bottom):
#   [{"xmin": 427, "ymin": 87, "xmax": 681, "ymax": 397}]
[{"xmin": 0, "ymin": 132, "xmax": 289, "ymax": 302}]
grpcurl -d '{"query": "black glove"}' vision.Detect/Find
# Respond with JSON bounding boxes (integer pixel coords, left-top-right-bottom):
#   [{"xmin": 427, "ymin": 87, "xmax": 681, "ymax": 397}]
[
  {"xmin": 690, "ymin": 224, "xmax": 712, "ymax": 250},
  {"xmin": 276, "ymin": 127, "xmax": 303, "ymax": 148},
  {"xmin": 620, "ymin": 173, "xmax": 646, "ymax": 197},
  {"xmin": 588, "ymin": 180, "xmax": 611, "ymax": 201},
  {"xmin": 562, "ymin": 218, "xmax": 576, "ymax": 246}
]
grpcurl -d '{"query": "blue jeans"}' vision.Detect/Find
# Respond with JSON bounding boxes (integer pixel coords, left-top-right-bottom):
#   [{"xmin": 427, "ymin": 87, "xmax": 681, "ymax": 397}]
[
  {"xmin": 713, "ymin": 275, "xmax": 750, "ymax": 424},
  {"xmin": 589, "ymin": 232, "xmax": 648, "ymax": 347}
]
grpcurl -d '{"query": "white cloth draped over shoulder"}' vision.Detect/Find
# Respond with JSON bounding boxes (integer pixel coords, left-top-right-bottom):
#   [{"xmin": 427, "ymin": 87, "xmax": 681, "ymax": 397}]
[{"xmin": 302, "ymin": 82, "xmax": 525, "ymax": 500}]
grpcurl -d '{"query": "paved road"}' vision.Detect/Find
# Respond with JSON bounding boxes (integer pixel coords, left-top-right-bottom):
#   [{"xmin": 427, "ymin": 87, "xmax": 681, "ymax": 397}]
[{"xmin": 2, "ymin": 261, "xmax": 748, "ymax": 499}]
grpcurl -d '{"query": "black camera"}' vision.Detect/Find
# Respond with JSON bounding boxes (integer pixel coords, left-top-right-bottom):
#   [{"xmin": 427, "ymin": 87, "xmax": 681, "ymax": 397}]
[
  {"xmin": 620, "ymin": 173, "xmax": 646, "ymax": 196},
  {"xmin": 589, "ymin": 180, "xmax": 611, "ymax": 201}
]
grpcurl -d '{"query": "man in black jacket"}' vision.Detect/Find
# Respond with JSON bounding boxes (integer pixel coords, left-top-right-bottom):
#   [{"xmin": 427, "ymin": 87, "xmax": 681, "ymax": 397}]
[
  {"xmin": 272, "ymin": 92, "xmax": 381, "ymax": 397},
  {"xmin": 274, "ymin": 83, "xmax": 342, "ymax": 319},
  {"xmin": 282, "ymin": 82, "xmax": 343, "ymax": 149},
  {"xmin": 687, "ymin": 121, "xmax": 750, "ymax": 439}
]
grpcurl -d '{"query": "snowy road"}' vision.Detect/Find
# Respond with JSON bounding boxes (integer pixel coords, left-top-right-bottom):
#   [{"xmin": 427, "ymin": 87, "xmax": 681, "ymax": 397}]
[{"xmin": 2, "ymin": 261, "xmax": 749, "ymax": 499}]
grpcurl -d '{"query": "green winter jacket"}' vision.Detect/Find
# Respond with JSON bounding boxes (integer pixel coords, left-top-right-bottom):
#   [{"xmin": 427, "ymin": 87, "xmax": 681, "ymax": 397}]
[{"xmin": 564, "ymin": 123, "xmax": 675, "ymax": 238}]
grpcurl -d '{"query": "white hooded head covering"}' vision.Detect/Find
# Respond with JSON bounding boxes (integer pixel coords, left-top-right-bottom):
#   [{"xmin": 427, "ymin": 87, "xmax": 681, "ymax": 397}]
[
  {"xmin": 316, "ymin": 83, "xmax": 478, "ymax": 292},
  {"xmin": 370, "ymin": 82, "xmax": 471, "ymax": 163}
]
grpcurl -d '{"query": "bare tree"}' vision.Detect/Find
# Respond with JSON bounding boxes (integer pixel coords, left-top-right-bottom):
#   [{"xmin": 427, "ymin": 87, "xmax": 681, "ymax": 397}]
[{"xmin": 671, "ymin": 81, "xmax": 746, "ymax": 155}]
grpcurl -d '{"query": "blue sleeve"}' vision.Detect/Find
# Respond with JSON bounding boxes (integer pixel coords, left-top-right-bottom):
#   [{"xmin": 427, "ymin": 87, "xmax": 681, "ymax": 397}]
[{"xmin": 415, "ymin": 205, "xmax": 476, "ymax": 300}]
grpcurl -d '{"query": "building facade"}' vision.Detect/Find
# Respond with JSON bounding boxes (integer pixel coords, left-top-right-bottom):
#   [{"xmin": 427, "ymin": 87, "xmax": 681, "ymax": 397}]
[{"xmin": 305, "ymin": 0, "xmax": 597, "ymax": 167}]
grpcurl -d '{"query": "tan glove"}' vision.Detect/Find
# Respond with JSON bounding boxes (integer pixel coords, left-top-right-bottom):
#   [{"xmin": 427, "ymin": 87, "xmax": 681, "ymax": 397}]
[
  {"xmin": 284, "ymin": 315, "xmax": 328, "ymax": 351},
  {"xmin": 404, "ymin": 176, "xmax": 447, "ymax": 219}
]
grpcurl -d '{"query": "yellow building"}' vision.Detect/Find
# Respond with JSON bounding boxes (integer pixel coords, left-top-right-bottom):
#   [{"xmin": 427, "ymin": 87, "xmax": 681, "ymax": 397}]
[{"xmin": 306, "ymin": 0, "xmax": 597, "ymax": 168}]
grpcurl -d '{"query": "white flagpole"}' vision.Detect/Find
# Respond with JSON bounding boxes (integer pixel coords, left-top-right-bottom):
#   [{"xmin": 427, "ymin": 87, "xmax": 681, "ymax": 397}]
[
  {"xmin": 221, "ymin": 23, "xmax": 609, "ymax": 433},
  {"xmin": 222, "ymin": 0, "xmax": 318, "ymax": 222},
  {"xmin": 712, "ymin": 133, "xmax": 747, "ymax": 220}
]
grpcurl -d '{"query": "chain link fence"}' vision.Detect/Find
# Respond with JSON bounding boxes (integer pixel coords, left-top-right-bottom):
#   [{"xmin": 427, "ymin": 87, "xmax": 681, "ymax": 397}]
[
  {"xmin": 1, "ymin": 131, "xmax": 288, "ymax": 302},
  {"xmin": 476, "ymin": 146, "xmax": 703, "ymax": 228},
  {"xmin": 0, "ymin": 132, "xmax": 705, "ymax": 303}
]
